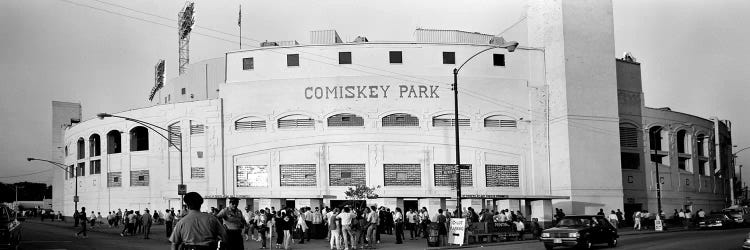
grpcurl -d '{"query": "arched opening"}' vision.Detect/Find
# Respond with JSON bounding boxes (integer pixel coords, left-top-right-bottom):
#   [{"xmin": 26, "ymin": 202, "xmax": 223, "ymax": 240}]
[
  {"xmin": 381, "ymin": 113, "xmax": 419, "ymax": 127},
  {"xmin": 235, "ymin": 116, "xmax": 266, "ymax": 130},
  {"xmin": 648, "ymin": 126, "xmax": 669, "ymax": 165},
  {"xmin": 327, "ymin": 113, "xmax": 364, "ymax": 127},
  {"xmin": 76, "ymin": 138, "xmax": 85, "ymax": 159},
  {"xmin": 129, "ymin": 126, "xmax": 149, "ymax": 151},
  {"xmin": 432, "ymin": 114, "xmax": 470, "ymax": 127},
  {"xmin": 106, "ymin": 130, "xmax": 121, "ymax": 154},
  {"xmin": 484, "ymin": 115, "xmax": 516, "ymax": 128},
  {"xmin": 278, "ymin": 114, "xmax": 314, "ymax": 129},
  {"xmin": 89, "ymin": 134, "xmax": 101, "ymax": 157}
]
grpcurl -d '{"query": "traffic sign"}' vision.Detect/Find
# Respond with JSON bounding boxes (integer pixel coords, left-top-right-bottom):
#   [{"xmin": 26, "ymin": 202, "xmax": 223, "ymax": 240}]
[
  {"xmin": 178, "ymin": 184, "xmax": 187, "ymax": 195},
  {"xmin": 73, "ymin": 196, "xmax": 79, "ymax": 202}
]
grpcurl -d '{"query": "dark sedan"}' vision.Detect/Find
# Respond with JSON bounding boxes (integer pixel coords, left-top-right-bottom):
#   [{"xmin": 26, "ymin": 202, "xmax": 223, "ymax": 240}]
[
  {"xmin": 698, "ymin": 214, "xmax": 737, "ymax": 229},
  {"xmin": 0, "ymin": 205, "xmax": 23, "ymax": 250},
  {"xmin": 540, "ymin": 215, "xmax": 618, "ymax": 249}
]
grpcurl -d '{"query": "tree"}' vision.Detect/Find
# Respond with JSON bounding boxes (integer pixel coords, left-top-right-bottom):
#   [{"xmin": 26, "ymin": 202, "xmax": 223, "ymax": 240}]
[{"xmin": 343, "ymin": 185, "xmax": 380, "ymax": 210}]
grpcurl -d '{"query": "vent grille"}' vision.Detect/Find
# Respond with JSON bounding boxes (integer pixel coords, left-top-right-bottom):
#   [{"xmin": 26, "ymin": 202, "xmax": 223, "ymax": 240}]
[
  {"xmin": 278, "ymin": 118, "xmax": 314, "ymax": 128},
  {"xmin": 619, "ymin": 127, "xmax": 638, "ymax": 148},
  {"xmin": 382, "ymin": 113, "xmax": 419, "ymax": 127}
]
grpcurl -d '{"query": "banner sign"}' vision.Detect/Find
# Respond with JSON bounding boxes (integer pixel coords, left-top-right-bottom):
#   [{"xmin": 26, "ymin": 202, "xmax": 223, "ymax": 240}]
[
  {"xmin": 304, "ymin": 85, "xmax": 440, "ymax": 99},
  {"xmin": 448, "ymin": 218, "xmax": 467, "ymax": 246}
]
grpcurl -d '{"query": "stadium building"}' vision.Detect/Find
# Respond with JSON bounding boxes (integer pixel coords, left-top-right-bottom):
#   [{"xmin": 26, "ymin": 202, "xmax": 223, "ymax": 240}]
[{"xmin": 50, "ymin": 1, "xmax": 734, "ymax": 223}]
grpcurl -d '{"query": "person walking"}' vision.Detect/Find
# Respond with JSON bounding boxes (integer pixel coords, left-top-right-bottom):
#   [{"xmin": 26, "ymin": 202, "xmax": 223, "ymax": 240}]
[
  {"xmin": 633, "ymin": 210, "xmax": 641, "ymax": 231},
  {"xmin": 296, "ymin": 209, "xmax": 309, "ymax": 244},
  {"xmin": 393, "ymin": 207, "xmax": 404, "ymax": 244},
  {"xmin": 406, "ymin": 209, "xmax": 417, "ymax": 240},
  {"xmin": 329, "ymin": 208, "xmax": 342, "ymax": 250},
  {"xmin": 608, "ymin": 210, "xmax": 619, "ymax": 228},
  {"xmin": 437, "ymin": 209, "xmax": 447, "ymax": 246},
  {"xmin": 89, "ymin": 211, "xmax": 97, "ymax": 227},
  {"xmin": 366, "ymin": 206, "xmax": 378, "ymax": 248},
  {"xmin": 256, "ymin": 210, "xmax": 269, "ymax": 249},
  {"xmin": 169, "ymin": 192, "xmax": 227, "ymax": 250},
  {"xmin": 73, "ymin": 209, "xmax": 80, "ymax": 227},
  {"xmin": 75, "ymin": 207, "xmax": 88, "ymax": 238},
  {"xmin": 282, "ymin": 215, "xmax": 294, "ymax": 250},
  {"xmin": 165, "ymin": 209, "xmax": 175, "ymax": 238},
  {"xmin": 338, "ymin": 207, "xmax": 356, "ymax": 250},
  {"xmin": 313, "ymin": 207, "xmax": 324, "ymax": 239},
  {"xmin": 142, "ymin": 209, "xmax": 153, "ymax": 239},
  {"xmin": 275, "ymin": 211, "xmax": 285, "ymax": 248},
  {"xmin": 216, "ymin": 198, "xmax": 247, "ymax": 250}
]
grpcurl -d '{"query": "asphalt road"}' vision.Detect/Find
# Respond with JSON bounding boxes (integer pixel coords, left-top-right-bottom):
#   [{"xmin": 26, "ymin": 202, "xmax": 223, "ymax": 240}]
[
  {"xmin": 17, "ymin": 219, "xmax": 750, "ymax": 250},
  {"xmin": 465, "ymin": 227, "xmax": 750, "ymax": 250}
]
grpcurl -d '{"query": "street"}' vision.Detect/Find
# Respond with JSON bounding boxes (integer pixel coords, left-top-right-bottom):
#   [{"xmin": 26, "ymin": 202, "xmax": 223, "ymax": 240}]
[{"xmin": 17, "ymin": 218, "xmax": 750, "ymax": 250}]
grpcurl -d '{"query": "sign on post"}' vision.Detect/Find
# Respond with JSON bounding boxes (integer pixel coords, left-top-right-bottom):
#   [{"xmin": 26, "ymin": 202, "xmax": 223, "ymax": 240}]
[
  {"xmin": 448, "ymin": 218, "xmax": 467, "ymax": 246},
  {"xmin": 654, "ymin": 218, "xmax": 663, "ymax": 231},
  {"xmin": 73, "ymin": 196, "xmax": 79, "ymax": 202},
  {"xmin": 178, "ymin": 184, "xmax": 187, "ymax": 195}
]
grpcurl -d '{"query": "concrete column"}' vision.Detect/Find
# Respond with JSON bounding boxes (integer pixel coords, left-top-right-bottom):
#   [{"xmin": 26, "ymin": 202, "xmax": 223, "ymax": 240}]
[
  {"xmin": 495, "ymin": 199, "xmax": 521, "ymax": 212},
  {"xmin": 419, "ymin": 198, "xmax": 446, "ymax": 214},
  {"xmin": 203, "ymin": 199, "xmax": 218, "ymax": 212},
  {"xmin": 530, "ymin": 200, "xmax": 554, "ymax": 227},
  {"xmin": 297, "ymin": 198, "xmax": 323, "ymax": 209},
  {"xmin": 460, "ymin": 199, "xmax": 483, "ymax": 213},
  {"xmin": 375, "ymin": 198, "xmax": 404, "ymax": 211},
  {"xmin": 258, "ymin": 198, "xmax": 285, "ymax": 210}
]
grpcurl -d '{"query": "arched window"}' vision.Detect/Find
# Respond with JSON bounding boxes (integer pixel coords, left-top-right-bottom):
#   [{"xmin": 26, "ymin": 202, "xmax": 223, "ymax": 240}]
[
  {"xmin": 77, "ymin": 138, "xmax": 85, "ymax": 159},
  {"xmin": 382, "ymin": 113, "xmax": 419, "ymax": 127},
  {"xmin": 696, "ymin": 134, "xmax": 706, "ymax": 156},
  {"xmin": 432, "ymin": 114, "xmax": 470, "ymax": 127},
  {"xmin": 107, "ymin": 130, "xmax": 121, "ymax": 154},
  {"xmin": 278, "ymin": 114, "xmax": 314, "ymax": 129},
  {"xmin": 676, "ymin": 130, "xmax": 690, "ymax": 154},
  {"xmin": 484, "ymin": 115, "xmax": 516, "ymax": 128},
  {"xmin": 129, "ymin": 126, "xmax": 149, "ymax": 151},
  {"xmin": 327, "ymin": 113, "xmax": 364, "ymax": 127},
  {"xmin": 89, "ymin": 134, "xmax": 101, "ymax": 157},
  {"xmin": 648, "ymin": 126, "xmax": 669, "ymax": 165},
  {"xmin": 235, "ymin": 116, "xmax": 266, "ymax": 130}
]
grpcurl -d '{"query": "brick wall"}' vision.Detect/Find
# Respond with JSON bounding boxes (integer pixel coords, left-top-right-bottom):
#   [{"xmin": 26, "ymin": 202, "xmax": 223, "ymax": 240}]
[
  {"xmin": 329, "ymin": 164, "xmax": 366, "ymax": 186},
  {"xmin": 485, "ymin": 165, "xmax": 519, "ymax": 187},
  {"xmin": 433, "ymin": 164, "xmax": 472, "ymax": 186},
  {"xmin": 280, "ymin": 164, "xmax": 316, "ymax": 186},
  {"xmin": 130, "ymin": 170, "xmax": 150, "ymax": 186},
  {"xmin": 384, "ymin": 164, "xmax": 421, "ymax": 186},
  {"xmin": 107, "ymin": 172, "xmax": 122, "ymax": 187}
]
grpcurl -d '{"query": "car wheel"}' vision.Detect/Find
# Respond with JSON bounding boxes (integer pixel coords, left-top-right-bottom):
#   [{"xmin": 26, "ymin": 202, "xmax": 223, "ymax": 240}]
[
  {"xmin": 545, "ymin": 244, "xmax": 555, "ymax": 250},
  {"xmin": 608, "ymin": 237, "xmax": 618, "ymax": 247},
  {"xmin": 579, "ymin": 239, "xmax": 592, "ymax": 249}
]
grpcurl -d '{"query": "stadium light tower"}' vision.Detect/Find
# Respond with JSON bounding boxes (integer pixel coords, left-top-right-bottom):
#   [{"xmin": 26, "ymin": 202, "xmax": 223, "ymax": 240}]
[{"xmin": 178, "ymin": 2, "xmax": 195, "ymax": 75}]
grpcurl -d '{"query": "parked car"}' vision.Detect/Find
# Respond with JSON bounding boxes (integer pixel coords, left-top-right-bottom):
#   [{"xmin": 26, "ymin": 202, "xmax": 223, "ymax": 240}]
[
  {"xmin": 0, "ymin": 204, "xmax": 24, "ymax": 250},
  {"xmin": 742, "ymin": 232, "xmax": 750, "ymax": 249},
  {"xmin": 723, "ymin": 206, "xmax": 750, "ymax": 226},
  {"xmin": 698, "ymin": 214, "xmax": 737, "ymax": 229},
  {"xmin": 540, "ymin": 215, "xmax": 618, "ymax": 249}
]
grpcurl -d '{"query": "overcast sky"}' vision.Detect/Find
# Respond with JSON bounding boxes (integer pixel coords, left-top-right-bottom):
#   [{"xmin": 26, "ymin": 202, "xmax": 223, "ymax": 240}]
[{"xmin": 1, "ymin": 0, "xmax": 748, "ymax": 186}]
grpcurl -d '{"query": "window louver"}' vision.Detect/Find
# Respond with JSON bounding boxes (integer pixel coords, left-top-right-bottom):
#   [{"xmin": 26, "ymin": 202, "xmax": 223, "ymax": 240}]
[
  {"xmin": 190, "ymin": 124, "xmax": 205, "ymax": 135},
  {"xmin": 278, "ymin": 118, "xmax": 314, "ymax": 128},
  {"xmin": 619, "ymin": 127, "xmax": 638, "ymax": 148},
  {"xmin": 328, "ymin": 114, "xmax": 364, "ymax": 127},
  {"xmin": 168, "ymin": 124, "xmax": 181, "ymax": 147},
  {"xmin": 432, "ymin": 117, "xmax": 470, "ymax": 127},
  {"xmin": 382, "ymin": 113, "xmax": 419, "ymax": 127}
]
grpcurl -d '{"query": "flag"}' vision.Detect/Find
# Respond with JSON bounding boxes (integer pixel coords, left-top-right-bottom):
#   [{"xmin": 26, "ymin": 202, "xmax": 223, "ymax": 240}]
[{"xmin": 238, "ymin": 5, "xmax": 241, "ymax": 27}]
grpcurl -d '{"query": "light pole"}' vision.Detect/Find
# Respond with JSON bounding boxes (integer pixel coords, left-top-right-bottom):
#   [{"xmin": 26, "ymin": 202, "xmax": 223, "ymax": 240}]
[
  {"xmin": 96, "ymin": 113, "xmax": 185, "ymax": 206},
  {"xmin": 733, "ymin": 146, "xmax": 750, "ymax": 204},
  {"xmin": 453, "ymin": 37, "xmax": 518, "ymax": 217},
  {"xmin": 27, "ymin": 157, "xmax": 77, "ymax": 214}
]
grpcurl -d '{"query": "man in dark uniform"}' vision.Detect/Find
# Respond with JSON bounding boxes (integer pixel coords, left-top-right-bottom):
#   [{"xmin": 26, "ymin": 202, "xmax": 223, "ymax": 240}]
[
  {"xmin": 216, "ymin": 198, "xmax": 247, "ymax": 250},
  {"xmin": 170, "ymin": 192, "xmax": 227, "ymax": 250}
]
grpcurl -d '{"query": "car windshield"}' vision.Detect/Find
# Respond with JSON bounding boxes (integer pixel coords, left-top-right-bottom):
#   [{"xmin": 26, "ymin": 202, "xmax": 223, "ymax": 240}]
[
  {"xmin": 556, "ymin": 217, "xmax": 593, "ymax": 227},
  {"xmin": 706, "ymin": 214, "xmax": 726, "ymax": 220}
]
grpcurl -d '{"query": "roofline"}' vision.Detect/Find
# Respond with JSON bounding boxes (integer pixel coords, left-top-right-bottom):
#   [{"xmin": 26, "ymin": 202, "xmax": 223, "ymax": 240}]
[
  {"xmin": 644, "ymin": 106, "xmax": 714, "ymax": 124},
  {"xmin": 226, "ymin": 42, "xmax": 527, "ymax": 54}
]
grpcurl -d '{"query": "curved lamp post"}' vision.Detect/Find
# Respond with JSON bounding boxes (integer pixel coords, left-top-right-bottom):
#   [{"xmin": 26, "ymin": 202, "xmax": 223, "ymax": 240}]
[
  {"xmin": 453, "ymin": 37, "xmax": 519, "ymax": 217},
  {"xmin": 96, "ymin": 113, "xmax": 185, "ymax": 206},
  {"xmin": 27, "ymin": 157, "xmax": 76, "ymax": 214}
]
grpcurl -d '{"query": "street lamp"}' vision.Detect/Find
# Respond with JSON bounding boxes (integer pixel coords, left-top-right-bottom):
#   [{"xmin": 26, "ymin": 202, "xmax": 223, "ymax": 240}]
[
  {"xmin": 733, "ymin": 146, "xmax": 750, "ymax": 204},
  {"xmin": 26, "ymin": 157, "xmax": 77, "ymax": 215},
  {"xmin": 96, "ymin": 113, "xmax": 185, "ymax": 206},
  {"xmin": 453, "ymin": 37, "xmax": 519, "ymax": 217}
]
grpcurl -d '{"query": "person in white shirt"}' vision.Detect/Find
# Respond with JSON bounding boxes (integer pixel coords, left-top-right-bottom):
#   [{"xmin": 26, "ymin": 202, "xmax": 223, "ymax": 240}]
[
  {"xmin": 337, "ymin": 207, "xmax": 356, "ymax": 250},
  {"xmin": 366, "ymin": 206, "xmax": 379, "ymax": 248},
  {"xmin": 608, "ymin": 210, "xmax": 619, "ymax": 228},
  {"xmin": 514, "ymin": 220, "xmax": 525, "ymax": 240},
  {"xmin": 633, "ymin": 210, "xmax": 641, "ymax": 230},
  {"xmin": 406, "ymin": 209, "xmax": 418, "ymax": 240},
  {"xmin": 393, "ymin": 208, "xmax": 404, "ymax": 244}
]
